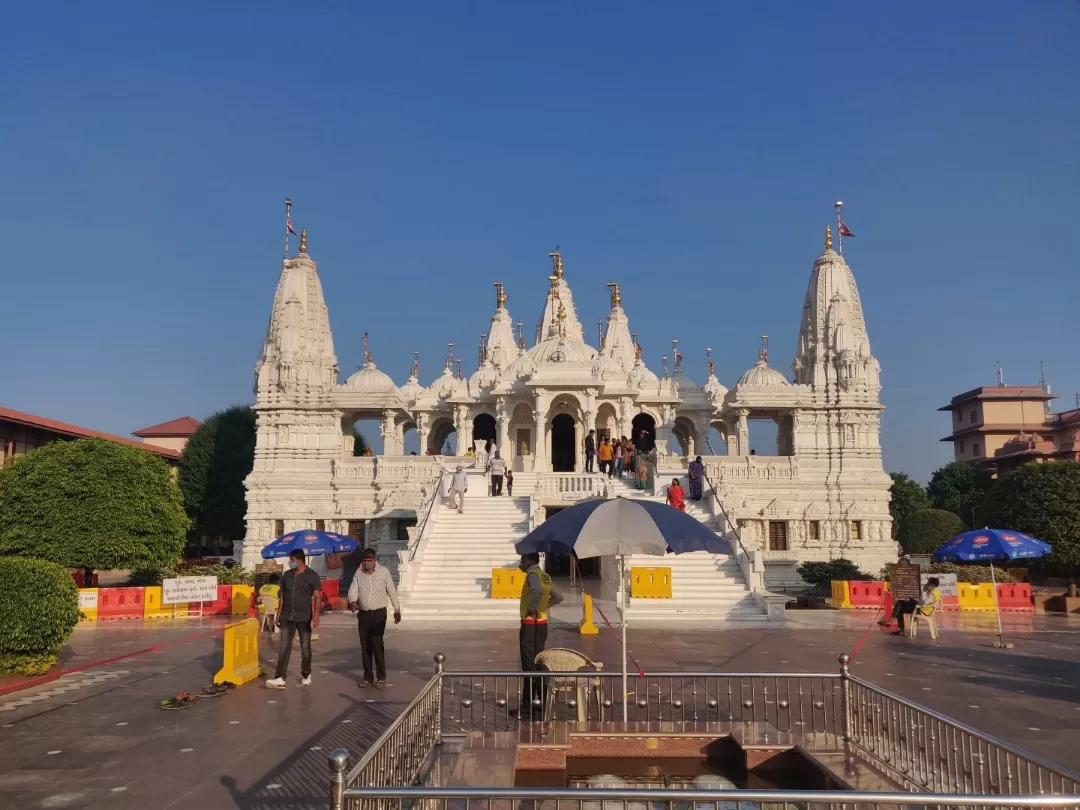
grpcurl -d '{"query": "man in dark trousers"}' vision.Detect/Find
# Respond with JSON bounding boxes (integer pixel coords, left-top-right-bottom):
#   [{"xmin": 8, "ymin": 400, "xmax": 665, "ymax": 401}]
[
  {"xmin": 518, "ymin": 552, "xmax": 562, "ymax": 719},
  {"xmin": 266, "ymin": 549, "xmax": 321, "ymax": 689},
  {"xmin": 347, "ymin": 548, "xmax": 401, "ymax": 688},
  {"xmin": 584, "ymin": 429, "xmax": 596, "ymax": 473}
]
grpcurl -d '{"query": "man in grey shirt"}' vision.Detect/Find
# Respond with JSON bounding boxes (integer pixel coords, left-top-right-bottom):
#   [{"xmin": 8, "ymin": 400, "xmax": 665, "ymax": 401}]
[
  {"xmin": 266, "ymin": 549, "xmax": 321, "ymax": 689},
  {"xmin": 487, "ymin": 450, "xmax": 506, "ymax": 496},
  {"xmin": 347, "ymin": 548, "xmax": 401, "ymax": 688}
]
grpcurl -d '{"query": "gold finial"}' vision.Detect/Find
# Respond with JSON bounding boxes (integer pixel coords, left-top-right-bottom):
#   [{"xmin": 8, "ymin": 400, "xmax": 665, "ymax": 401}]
[
  {"xmin": 557, "ymin": 302, "xmax": 567, "ymax": 322},
  {"xmin": 549, "ymin": 247, "xmax": 564, "ymax": 279},
  {"xmin": 494, "ymin": 281, "xmax": 507, "ymax": 309},
  {"xmin": 606, "ymin": 281, "xmax": 621, "ymax": 308},
  {"xmin": 824, "ymin": 225, "xmax": 832, "ymax": 252},
  {"xmin": 299, "ymin": 228, "xmax": 308, "ymax": 254}
]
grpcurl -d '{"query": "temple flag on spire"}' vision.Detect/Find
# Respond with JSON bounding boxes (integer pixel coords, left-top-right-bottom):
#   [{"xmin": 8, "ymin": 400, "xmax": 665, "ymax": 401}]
[{"xmin": 838, "ymin": 221, "xmax": 854, "ymax": 238}]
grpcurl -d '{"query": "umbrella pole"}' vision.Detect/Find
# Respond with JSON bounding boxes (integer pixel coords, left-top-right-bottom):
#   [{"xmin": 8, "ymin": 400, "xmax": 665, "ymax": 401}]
[
  {"xmin": 620, "ymin": 554, "xmax": 628, "ymax": 724},
  {"xmin": 990, "ymin": 561, "xmax": 1010, "ymax": 649}
]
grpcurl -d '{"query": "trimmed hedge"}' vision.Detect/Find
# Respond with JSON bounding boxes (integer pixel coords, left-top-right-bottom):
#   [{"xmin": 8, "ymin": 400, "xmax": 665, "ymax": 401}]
[
  {"xmin": 797, "ymin": 559, "xmax": 870, "ymax": 588},
  {"xmin": 0, "ymin": 558, "xmax": 80, "ymax": 671}
]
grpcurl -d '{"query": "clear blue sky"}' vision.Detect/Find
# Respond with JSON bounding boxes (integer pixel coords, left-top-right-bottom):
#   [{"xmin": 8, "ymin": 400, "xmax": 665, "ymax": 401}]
[{"xmin": 3, "ymin": 1, "xmax": 1078, "ymax": 483}]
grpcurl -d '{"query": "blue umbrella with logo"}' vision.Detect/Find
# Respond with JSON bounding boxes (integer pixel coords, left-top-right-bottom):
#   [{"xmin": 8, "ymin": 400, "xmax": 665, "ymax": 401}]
[
  {"xmin": 261, "ymin": 529, "xmax": 359, "ymax": 559},
  {"xmin": 933, "ymin": 528, "xmax": 1052, "ymax": 648}
]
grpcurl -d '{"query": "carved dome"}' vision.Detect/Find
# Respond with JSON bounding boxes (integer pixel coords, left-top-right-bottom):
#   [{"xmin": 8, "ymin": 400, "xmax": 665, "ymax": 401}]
[
  {"xmin": 469, "ymin": 359, "xmax": 498, "ymax": 393},
  {"xmin": 429, "ymin": 366, "xmax": 458, "ymax": 399},
  {"xmin": 343, "ymin": 361, "xmax": 397, "ymax": 394},
  {"xmin": 703, "ymin": 374, "xmax": 729, "ymax": 400},
  {"xmin": 627, "ymin": 357, "xmax": 660, "ymax": 389},
  {"xmin": 738, "ymin": 358, "xmax": 790, "ymax": 388},
  {"xmin": 528, "ymin": 336, "xmax": 597, "ymax": 365},
  {"xmin": 591, "ymin": 352, "xmax": 628, "ymax": 380},
  {"xmin": 505, "ymin": 346, "xmax": 538, "ymax": 379},
  {"xmin": 397, "ymin": 373, "xmax": 424, "ymax": 406}
]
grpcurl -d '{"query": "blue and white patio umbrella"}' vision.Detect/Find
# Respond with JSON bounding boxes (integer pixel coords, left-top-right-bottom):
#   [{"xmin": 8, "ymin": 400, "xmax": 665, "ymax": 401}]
[
  {"xmin": 515, "ymin": 497, "xmax": 729, "ymax": 720},
  {"xmin": 261, "ymin": 530, "xmax": 358, "ymax": 560},
  {"xmin": 932, "ymin": 528, "xmax": 1052, "ymax": 648}
]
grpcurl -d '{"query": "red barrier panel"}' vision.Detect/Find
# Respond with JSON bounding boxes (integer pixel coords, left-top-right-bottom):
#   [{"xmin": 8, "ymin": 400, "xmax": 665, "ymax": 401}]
[
  {"xmin": 197, "ymin": 584, "xmax": 233, "ymax": 616},
  {"xmin": 70, "ymin": 570, "xmax": 99, "ymax": 588},
  {"xmin": 98, "ymin": 587, "xmax": 145, "ymax": 620},
  {"xmin": 939, "ymin": 595, "xmax": 960, "ymax": 611},
  {"xmin": 996, "ymin": 582, "xmax": 1034, "ymax": 612},
  {"xmin": 879, "ymin": 590, "xmax": 894, "ymax": 631},
  {"xmin": 848, "ymin": 580, "xmax": 886, "ymax": 609},
  {"xmin": 321, "ymin": 579, "xmax": 340, "ymax": 601}
]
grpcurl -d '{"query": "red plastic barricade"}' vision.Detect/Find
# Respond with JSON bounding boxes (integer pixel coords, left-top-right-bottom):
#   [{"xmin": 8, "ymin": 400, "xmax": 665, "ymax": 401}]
[
  {"xmin": 70, "ymin": 570, "xmax": 99, "ymax": 588},
  {"xmin": 321, "ymin": 579, "xmax": 340, "ymax": 601},
  {"xmin": 97, "ymin": 587, "xmax": 145, "ymax": 619},
  {"xmin": 848, "ymin": 580, "xmax": 886, "ymax": 609},
  {"xmin": 197, "ymin": 584, "xmax": 233, "ymax": 616},
  {"xmin": 996, "ymin": 582, "xmax": 1034, "ymax": 612}
]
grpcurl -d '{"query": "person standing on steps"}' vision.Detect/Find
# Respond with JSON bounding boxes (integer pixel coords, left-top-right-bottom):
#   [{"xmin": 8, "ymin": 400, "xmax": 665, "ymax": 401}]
[
  {"xmin": 518, "ymin": 552, "xmax": 563, "ymax": 719},
  {"xmin": 488, "ymin": 450, "xmax": 506, "ymax": 496},
  {"xmin": 348, "ymin": 548, "xmax": 401, "ymax": 689},
  {"xmin": 266, "ymin": 549, "xmax": 321, "ymax": 689},
  {"xmin": 505, "ymin": 468, "xmax": 514, "ymax": 496},
  {"xmin": 448, "ymin": 464, "xmax": 468, "ymax": 513},
  {"xmin": 584, "ymin": 429, "xmax": 596, "ymax": 473}
]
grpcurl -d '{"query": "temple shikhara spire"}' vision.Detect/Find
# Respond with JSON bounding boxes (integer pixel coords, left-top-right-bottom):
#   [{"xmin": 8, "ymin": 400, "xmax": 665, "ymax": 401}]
[{"xmin": 243, "ymin": 212, "xmax": 893, "ymax": 622}]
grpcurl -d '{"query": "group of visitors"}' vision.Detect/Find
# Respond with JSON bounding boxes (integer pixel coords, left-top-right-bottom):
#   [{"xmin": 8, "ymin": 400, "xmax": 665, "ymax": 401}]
[
  {"xmin": 266, "ymin": 547, "xmax": 402, "ymax": 691},
  {"xmin": 584, "ymin": 429, "xmax": 659, "ymax": 491},
  {"xmin": 663, "ymin": 455, "xmax": 707, "ymax": 512}
]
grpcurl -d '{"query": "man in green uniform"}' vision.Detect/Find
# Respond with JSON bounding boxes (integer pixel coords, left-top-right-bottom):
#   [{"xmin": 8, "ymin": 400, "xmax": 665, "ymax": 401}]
[{"xmin": 518, "ymin": 552, "xmax": 563, "ymax": 719}]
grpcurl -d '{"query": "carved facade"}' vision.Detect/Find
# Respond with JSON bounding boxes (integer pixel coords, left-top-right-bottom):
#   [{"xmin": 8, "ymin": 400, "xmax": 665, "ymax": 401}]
[{"xmin": 242, "ymin": 227, "xmax": 894, "ymax": 576}]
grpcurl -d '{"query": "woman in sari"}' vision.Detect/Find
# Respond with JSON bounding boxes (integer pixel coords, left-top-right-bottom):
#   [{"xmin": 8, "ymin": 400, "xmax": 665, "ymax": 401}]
[
  {"xmin": 687, "ymin": 455, "xmax": 705, "ymax": 501},
  {"xmin": 666, "ymin": 478, "xmax": 686, "ymax": 511},
  {"xmin": 633, "ymin": 449, "xmax": 649, "ymax": 490}
]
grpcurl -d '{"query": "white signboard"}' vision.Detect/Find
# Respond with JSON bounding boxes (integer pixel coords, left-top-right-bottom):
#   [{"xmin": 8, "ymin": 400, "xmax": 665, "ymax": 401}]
[
  {"xmin": 78, "ymin": 590, "xmax": 98, "ymax": 610},
  {"xmin": 922, "ymin": 572, "xmax": 958, "ymax": 598},
  {"xmin": 162, "ymin": 576, "xmax": 218, "ymax": 604}
]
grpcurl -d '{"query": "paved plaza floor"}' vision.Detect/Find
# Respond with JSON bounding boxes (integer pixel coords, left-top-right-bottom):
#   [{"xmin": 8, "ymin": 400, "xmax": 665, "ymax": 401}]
[{"xmin": 1, "ymin": 610, "xmax": 1078, "ymax": 809}]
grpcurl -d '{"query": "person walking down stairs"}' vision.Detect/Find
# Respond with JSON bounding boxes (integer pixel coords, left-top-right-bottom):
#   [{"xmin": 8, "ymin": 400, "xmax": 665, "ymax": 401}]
[
  {"xmin": 487, "ymin": 450, "xmax": 506, "ymax": 496},
  {"xmin": 448, "ymin": 464, "xmax": 468, "ymax": 513}
]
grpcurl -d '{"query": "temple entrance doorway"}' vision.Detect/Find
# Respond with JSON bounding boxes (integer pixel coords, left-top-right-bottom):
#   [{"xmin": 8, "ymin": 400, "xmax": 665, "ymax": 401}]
[
  {"xmin": 472, "ymin": 413, "xmax": 496, "ymax": 450},
  {"xmin": 632, "ymin": 412, "xmax": 656, "ymax": 452},
  {"xmin": 551, "ymin": 413, "xmax": 576, "ymax": 472}
]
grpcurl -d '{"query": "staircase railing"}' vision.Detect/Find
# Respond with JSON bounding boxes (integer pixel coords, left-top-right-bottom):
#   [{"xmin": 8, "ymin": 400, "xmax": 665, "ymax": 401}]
[
  {"xmin": 703, "ymin": 472, "xmax": 762, "ymax": 590},
  {"xmin": 397, "ymin": 470, "xmax": 446, "ymax": 595}
]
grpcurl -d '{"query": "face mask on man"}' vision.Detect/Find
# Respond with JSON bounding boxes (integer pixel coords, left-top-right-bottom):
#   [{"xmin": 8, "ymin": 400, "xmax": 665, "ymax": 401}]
[{"xmin": 288, "ymin": 559, "xmax": 298, "ymax": 570}]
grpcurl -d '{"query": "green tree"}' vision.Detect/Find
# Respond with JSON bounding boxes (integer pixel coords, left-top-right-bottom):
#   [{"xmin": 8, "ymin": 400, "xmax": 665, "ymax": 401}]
[
  {"xmin": 984, "ymin": 461, "xmax": 1080, "ymax": 575},
  {"xmin": 178, "ymin": 406, "xmax": 257, "ymax": 544},
  {"xmin": 896, "ymin": 508, "xmax": 967, "ymax": 555},
  {"xmin": 352, "ymin": 425, "xmax": 369, "ymax": 456},
  {"xmin": 0, "ymin": 557, "xmax": 80, "ymax": 675},
  {"xmin": 926, "ymin": 461, "xmax": 993, "ymax": 524},
  {"xmin": 0, "ymin": 438, "xmax": 188, "ymax": 577},
  {"xmin": 889, "ymin": 472, "xmax": 930, "ymax": 538}
]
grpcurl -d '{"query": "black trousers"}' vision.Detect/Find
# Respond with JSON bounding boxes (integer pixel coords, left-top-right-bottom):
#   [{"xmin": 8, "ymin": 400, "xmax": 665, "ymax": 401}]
[
  {"xmin": 274, "ymin": 619, "xmax": 312, "ymax": 679},
  {"xmin": 491, "ymin": 474, "xmax": 503, "ymax": 496},
  {"xmin": 892, "ymin": 599, "xmax": 918, "ymax": 631},
  {"xmin": 599, "ymin": 459, "xmax": 612, "ymax": 476},
  {"xmin": 584, "ymin": 452, "xmax": 595, "ymax": 472},
  {"xmin": 357, "ymin": 607, "xmax": 388, "ymax": 682},
  {"xmin": 519, "ymin": 621, "xmax": 548, "ymax": 718},
  {"xmin": 506, "ymin": 478, "xmax": 513, "ymax": 496}
]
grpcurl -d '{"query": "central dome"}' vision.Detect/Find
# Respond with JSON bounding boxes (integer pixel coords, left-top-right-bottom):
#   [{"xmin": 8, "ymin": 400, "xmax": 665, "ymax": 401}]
[
  {"xmin": 528, "ymin": 336, "xmax": 597, "ymax": 365},
  {"xmin": 343, "ymin": 361, "xmax": 397, "ymax": 394},
  {"xmin": 738, "ymin": 358, "xmax": 789, "ymax": 387}
]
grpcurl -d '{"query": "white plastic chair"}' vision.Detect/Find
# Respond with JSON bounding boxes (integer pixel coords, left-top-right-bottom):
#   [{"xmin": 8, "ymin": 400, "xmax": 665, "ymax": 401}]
[
  {"xmin": 258, "ymin": 595, "xmax": 279, "ymax": 633},
  {"xmin": 534, "ymin": 648, "xmax": 605, "ymax": 722},
  {"xmin": 907, "ymin": 610, "xmax": 939, "ymax": 639}
]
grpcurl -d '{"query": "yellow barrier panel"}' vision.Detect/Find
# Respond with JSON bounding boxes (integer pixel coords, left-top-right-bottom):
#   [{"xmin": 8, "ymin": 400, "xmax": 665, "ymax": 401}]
[
  {"xmin": 143, "ymin": 586, "xmax": 187, "ymax": 619},
  {"xmin": 231, "ymin": 585, "xmax": 254, "ymax": 616},
  {"xmin": 78, "ymin": 588, "xmax": 99, "ymax": 621},
  {"xmin": 579, "ymin": 593, "xmax": 599, "ymax": 635},
  {"xmin": 958, "ymin": 582, "xmax": 996, "ymax": 611},
  {"xmin": 490, "ymin": 568, "xmax": 523, "ymax": 599},
  {"xmin": 214, "ymin": 618, "xmax": 262, "ymax": 686},
  {"xmin": 630, "ymin": 567, "xmax": 672, "ymax": 598},
  {"xmin": 829, "ymin": 580, "xmax": 852, "ymax": 608}
]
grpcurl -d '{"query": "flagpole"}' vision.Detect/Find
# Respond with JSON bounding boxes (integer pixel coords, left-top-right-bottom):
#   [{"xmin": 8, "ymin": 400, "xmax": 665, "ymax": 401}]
[
  {"xmin": 284, "ymin": 198, "xmax": 292, "ymax": 259},
  {"xmin": 835, "ymin": 200, "xmax": 844, "ymax": 255}
]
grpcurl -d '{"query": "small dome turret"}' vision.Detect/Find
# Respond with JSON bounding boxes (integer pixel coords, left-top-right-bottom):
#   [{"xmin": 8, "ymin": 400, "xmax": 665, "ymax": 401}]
[{"xmin": 343, "ymin": 360, "xmax": 397, "ymax": 394}]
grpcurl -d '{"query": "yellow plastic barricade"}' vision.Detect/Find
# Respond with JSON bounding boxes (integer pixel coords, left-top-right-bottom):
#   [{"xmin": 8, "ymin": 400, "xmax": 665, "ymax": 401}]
[
  {"xmin": 78, "ymin": 588, "xmax": 99, "ymax": 621},
  {"xmin": 144, "ymin": 586, "xmax": 178, "ymax": 619},
  {"xmin": 829, "ymin": 580, "xmax": 852, "ymax": 608},
  {"xmin": 630, "ymin": 567, "xmax": 672, "ymax": 598},
  {"xmin": 958, "ymin": 582, "xmax": 996, "ymax": 611},
  {"xmin": 231, "ymin": 585, "xmax": 255, "ymax": 616},
  {"xmin": 490, "ymin": 568, "xmax": 523, "ymax": 599},
  {"xmin": 214, "ymin": 618, "xmax": 262, "ymax": 686},
  {"xmin": 579, "ymin": 592, "xmax": 599, "ymax": 635}
]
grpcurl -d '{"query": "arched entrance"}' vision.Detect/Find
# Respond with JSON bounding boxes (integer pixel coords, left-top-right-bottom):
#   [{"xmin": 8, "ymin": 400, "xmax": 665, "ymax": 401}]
[
  {"xmin": 632, "ymin": 412, "xmax": 656, "ymax": 452},
  {"xmin": 551, "ymin": 413, "xmax": 576, "ymax": 472},
  {"xmin": 472, "ymin": 413, "xmax": 496, "ymax": 450}
]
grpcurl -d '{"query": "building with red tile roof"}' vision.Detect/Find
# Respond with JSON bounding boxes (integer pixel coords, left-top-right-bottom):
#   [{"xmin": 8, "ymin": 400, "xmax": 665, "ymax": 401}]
[{"xmin": 132, "ymin": 416, "xmax": 201, "ymax": 453}]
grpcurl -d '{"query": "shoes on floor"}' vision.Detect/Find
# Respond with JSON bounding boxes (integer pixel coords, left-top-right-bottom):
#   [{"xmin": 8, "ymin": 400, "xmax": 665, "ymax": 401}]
[
  {"xmin": 877, "ymin": 620, "xmax": 893, "ymax": 628},
  {"xmin": 357, "ymin": 680, "xmax": 371, "ymax": 689},
  {"xmin": 266, "ymin": 677, "xmax": 287, "ymax": 689},
  {"xmin": 301, "ymin": 675, "xmax": 312, "ymax": 686},
  {"xmin": 375, "ymin": 680, "xmax": 385, "ymax": 689}
]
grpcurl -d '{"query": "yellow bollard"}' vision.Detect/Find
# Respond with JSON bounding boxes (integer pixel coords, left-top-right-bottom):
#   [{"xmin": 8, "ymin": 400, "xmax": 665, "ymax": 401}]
[
  {"xmin": 214, "ymin": 618, "xmax": 262, "ymax": 685},
  {"xmin": 829, "ymin": 580, "xmax": 852, "ymax": 608},
  {"xmin": 579, "ymin": 593, "xmax": 599, "ymax": 635},
  {"xmin": 490, "ymin": 568, "xmax": 523, "ymax": 599},
  {"xmin": 629, "ymin": 567, "xmax": 672, "ymax": 598}
]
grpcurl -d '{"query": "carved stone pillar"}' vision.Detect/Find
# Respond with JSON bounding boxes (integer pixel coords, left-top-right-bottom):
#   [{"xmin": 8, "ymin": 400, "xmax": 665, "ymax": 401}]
[
  {"xmin": 736, "ymin": 409, "xmax": 750, "ymax": 456},
  {"xmin": 532, "ymin": 409, "xmax": 546, "ymax": 470},
  {"xmin": 380, "ymin": 410, "xmax": 395, "ymax": 456},
  {"xmin": 416, "ymin": 413, "xmax": 428, "ymax": 456},
  {"xmin": 619, "ymin": 397, "xmax": 633, "ymax": 439},
  {"xmin": 454, "ymin": 405, "xmax": 469, "ymax": 456},
  {"xmin": 495, "ymin": 398, "xmax": 510, "ymax": 453}
]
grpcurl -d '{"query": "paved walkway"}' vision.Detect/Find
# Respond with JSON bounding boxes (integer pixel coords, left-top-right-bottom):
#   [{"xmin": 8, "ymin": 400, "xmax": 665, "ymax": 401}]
[{"xmin": 1, "ymin": 611, "xmax": 1078, "ymax": 809}]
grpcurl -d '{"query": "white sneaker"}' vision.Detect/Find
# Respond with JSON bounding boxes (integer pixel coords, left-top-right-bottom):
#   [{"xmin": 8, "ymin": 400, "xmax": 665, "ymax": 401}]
[
  {"xmin": 266, "ymin": 677, "xmax": 287, "ymax": 689},
  {"xmin": 301, "ymin": 675, "xmax": 312, "ymax": 686}
]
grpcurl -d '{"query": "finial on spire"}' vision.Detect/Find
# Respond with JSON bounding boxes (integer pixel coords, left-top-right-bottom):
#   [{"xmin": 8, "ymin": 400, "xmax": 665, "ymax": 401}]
[
  {"xmin": 662, "ymin": 356, "xmax": 669, "ymax": 379},
  {"xmin": 361, "ymin": 332, "xmax": 372, "ymax": 364},
  {"xmin": 632, "ymin": 331, "xmax": 639, "ymax": 347},
  {"xmin": 606, "ymin": 281, "xmax": 621, "ymax": 308},
  {"xmin": 824, "ymin": 225, "xmax": 832, "ymax": 252},
  {"xmin": 299, "ymin": 228, "xmax": 308, "ymax": 254},
  {"xmin": 494, "ymin": 280, "xmax": 507, "ymax": 309},
  {"xmin": 760, "ymin": 335, "xmax": 769, "ymax": 364},
  {"xmin": 557, "ymin": 302, "xmax": 567, "ymax": 323},
  {"xmin": 446, "ymin": 342, "xmax": 454, "ymax": 369},
  {"xmin": 549, "ymin": 247, "xmax": 564, "ymax": 279},
  {"xmin": 479, "ymin": 333, "xmax": 488, "ymax": 364},
  {"xmin": 456, "ymin": 360, "xmax": 463, "ymax": 380},
  {"xmin": 597, "ymin": 319, "xmax": 604, "ymax": 349},
  {"xmin": 672, "ymin": 339, "xmax": 682, "ymax": 374},
  {"xmin": 412, "ymin": 351, "xmax": 420, "ymax": 378},
  {"xmin": 516, "ymin": 321, "xmax": 525, "ymax": 349},
  {"xmin": 706, "ymin": 347, "xmax": 715, "ymax": 377}
]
